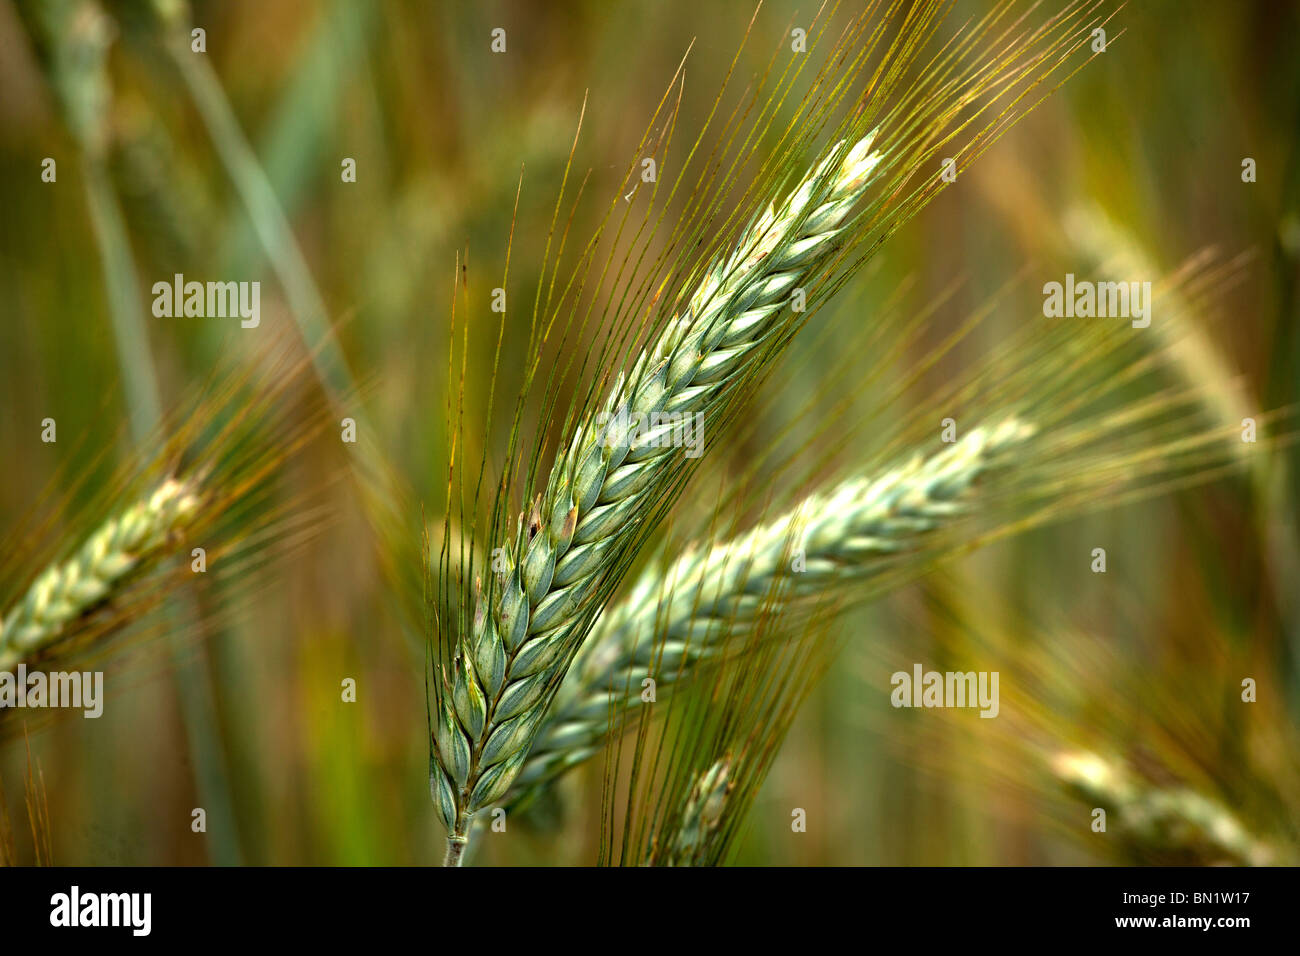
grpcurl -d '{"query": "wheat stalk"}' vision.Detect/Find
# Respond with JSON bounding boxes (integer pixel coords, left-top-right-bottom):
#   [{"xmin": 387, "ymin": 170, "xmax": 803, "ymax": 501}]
[
  {"xmin": 509, "ymin": 420, "xmax": 1032, "ymax": 808},
  {"xmin": 0, "ymin": 477, "xmax": 201, "ymax": 674},
  {"xmin": 432, "ymin": 134, "xmax": 884, "ymax": 864},
  {"xmin": 1052, "ymin": 749, "xmax": 1280, "ymax": 866}
]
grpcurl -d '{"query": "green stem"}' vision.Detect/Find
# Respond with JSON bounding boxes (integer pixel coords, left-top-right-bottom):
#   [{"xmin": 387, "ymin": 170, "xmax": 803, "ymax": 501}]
[
  {"xmin": 83, "ymin": 162, "xmax": 161, "ymax": 434},
  {"xmin": 83, "ymin": 154, "xmax": 244, "ymax": 866},
  {"xmin": 166, "ymin": 31, "xmax": 358, "ymax": 411},
  {"xmin": 443, "ymin": 812, "xmax": 472, "ymax": 867}
]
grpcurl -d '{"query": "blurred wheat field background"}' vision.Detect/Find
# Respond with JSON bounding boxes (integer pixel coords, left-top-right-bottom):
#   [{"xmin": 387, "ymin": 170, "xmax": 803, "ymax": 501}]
[{"xmin": 0, "ymin": 0, "xmax": 1297, "ymax": 866}]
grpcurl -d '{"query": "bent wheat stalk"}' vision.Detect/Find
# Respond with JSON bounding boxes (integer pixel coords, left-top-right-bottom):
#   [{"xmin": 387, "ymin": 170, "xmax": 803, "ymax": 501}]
[
  {"xmin": 0, "ymin": 477, "xmax": 201, "ymax": 674},
  {"xmin": 507, "ymin": 420, "xmax": 1031, "ymax": 808},
  {"xmin": 432, "ymin": 135, "xmax": 884, "ymax": 864}
]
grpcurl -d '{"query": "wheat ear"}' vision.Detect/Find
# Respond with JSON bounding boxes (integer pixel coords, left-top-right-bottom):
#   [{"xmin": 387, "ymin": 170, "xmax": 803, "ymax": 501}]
[
  {"xmin": 1052, "ymin": 750, "xmax": 1279, "ymax": 866},
  {"xmin": 660, "ymin": 756, "xmax": 733, "ymax": 867},
  {"xmin": 0, "ymin": 477, "xmax": 201, "ymax": 674},
  {"xmin": 508, "ymin": 420, "xmax": 1032, "ymax": 807},
  {"xmin": 432, "ymin": 134, "xmax": 884, "ymax": 863}
]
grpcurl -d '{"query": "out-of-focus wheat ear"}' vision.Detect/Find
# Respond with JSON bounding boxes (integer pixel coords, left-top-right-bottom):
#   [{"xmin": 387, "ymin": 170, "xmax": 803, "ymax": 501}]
[
  {"xmin": 603, "ymin": 585, "xmax": 834, "ymax": 866},
  {"xmin": 1051, "ymin": 750, "xmax": 1282, "ymax": 866},
  {"xmin": 0, "ymin": 341, "xmax": 341, "ymax": 686},
  {"xmin": 0, "ymin": 477, "xmax": 202, "ymax": 674},
  {"xmin": 660, "ymin": 756, "xmax": 733, "ymax": 867}
]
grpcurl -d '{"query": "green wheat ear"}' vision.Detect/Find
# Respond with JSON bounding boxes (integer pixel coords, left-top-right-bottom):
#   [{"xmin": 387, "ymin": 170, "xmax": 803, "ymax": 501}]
[
  {"xmin": 431, "ymin": 133, "xmax": 884, "ymax": 863},
  {"xmin": 0, "ymin": 477, "xmax": 201, "ymax": 673},
  {"xmin": 509, "ymin": 420, "xmax": 1031, "ymax": 809},
  {"xmin": 660, "ymin": 756, "xmax": 734, "ymax": 867},
  {"xmin": 431, "ymin": 1, "xmax": 1119, "ymax": 863}
]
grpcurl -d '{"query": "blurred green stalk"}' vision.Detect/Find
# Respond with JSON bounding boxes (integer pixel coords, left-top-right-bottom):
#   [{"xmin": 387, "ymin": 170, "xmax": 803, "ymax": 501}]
[
  {"xmin": 160, "ymin": 3, "xmax": 360, "ymax": 411},
  {"xmin": 83, "ymin": 162, "xmax": 161, "ymax": 436},
  {"xmin": 28, "ymin": 0, "xmax": 244, "ymax": 865}
]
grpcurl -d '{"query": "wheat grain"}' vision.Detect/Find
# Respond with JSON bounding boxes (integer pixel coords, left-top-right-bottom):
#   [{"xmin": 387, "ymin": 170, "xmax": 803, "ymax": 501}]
[
  {"xmin": 0, "ymin": 477, "xmax": 201, "ymax": 674},
  {"xmin": 509, "ymin": 420, "xmax": 1032, "ymax": 808},
  {"xmin": 432, "ymin": 133, "xmax": 884, "ymax": 863}
]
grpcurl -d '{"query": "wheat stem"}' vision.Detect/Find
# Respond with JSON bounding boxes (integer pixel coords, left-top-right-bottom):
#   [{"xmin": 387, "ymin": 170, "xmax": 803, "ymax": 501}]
[
  {"xmin": 509, "ymin": 420, "xmax": 1032, "ymax": 807},
  {"xmin": 431, "ymin": 134, "xmax": 884, "ymax": 859},
  {"xmin": 154, "ymin": 1, "xmax": 360, "ymax": 414},
  {"xmin": 441, "ymin": 812, "xmax": 471, "ymax": 867},
  {"xmin": 0, "ymin": 478, "xmax": 201, "ymax": 674}
]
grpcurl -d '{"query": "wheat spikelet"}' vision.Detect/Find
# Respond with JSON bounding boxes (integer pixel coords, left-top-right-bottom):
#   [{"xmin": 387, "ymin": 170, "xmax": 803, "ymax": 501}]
[
  {"xmin": 1052, "ymin": 750, "xmax": 1280, "ymax": 866},
  {"xmin": 606, "ymin": 581, "xmax": 834, "ymax": 866},
  {"xmin": 431, "ymin": 134, "xmax": 884, "ymax": 863},
  {"xmin": 509, "ymin": 420, "xmax": 1030, "ymax": 808},
  {"xmin": 0, "ymin": 478, "xmax": 201, "ymax": 674}
]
